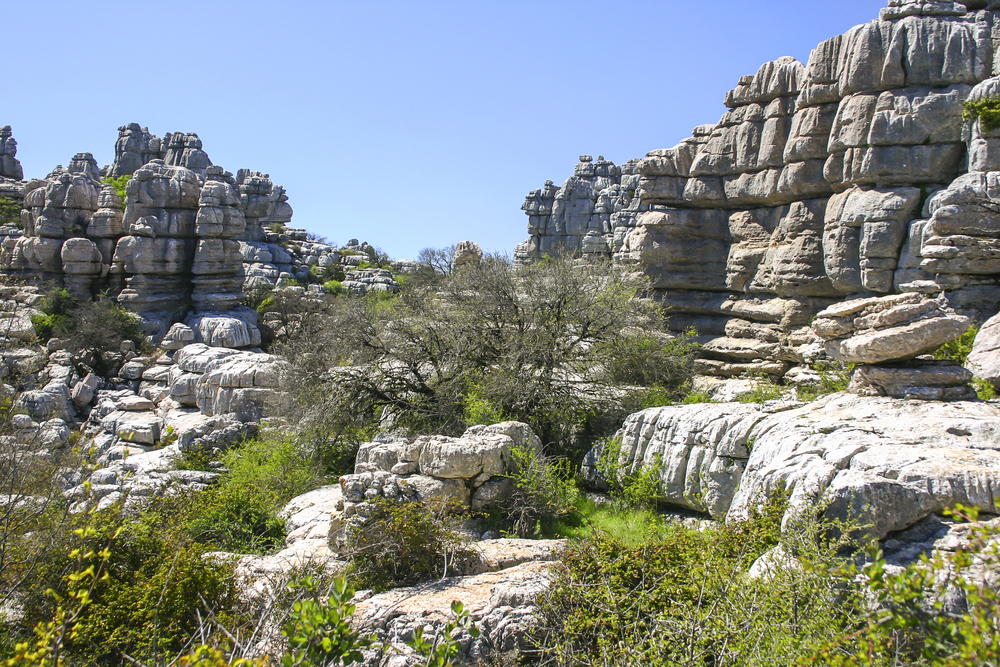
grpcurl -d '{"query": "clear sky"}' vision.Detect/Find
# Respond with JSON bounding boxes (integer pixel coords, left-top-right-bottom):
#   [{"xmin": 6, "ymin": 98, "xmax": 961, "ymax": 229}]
[{"xmin": 5, "ymin": 0, "xmax": 887, "ymax": 260}]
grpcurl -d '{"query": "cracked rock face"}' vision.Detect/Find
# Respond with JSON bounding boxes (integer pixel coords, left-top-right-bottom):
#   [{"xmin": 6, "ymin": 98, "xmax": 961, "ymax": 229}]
[
  {"xmin": 812, "ymin": 292, "xmax": 971, "ymax": 364},
  {"xmin": 0, "ymin": 126, "xmax": 23, "ymax": 181},
  {"xmin": 517, "ymin": 3, "xmax": 1000, "ymax": 377},
  {"xmin": 591, "ymin": 394, "xmax": 1000, "ymax": 542}
]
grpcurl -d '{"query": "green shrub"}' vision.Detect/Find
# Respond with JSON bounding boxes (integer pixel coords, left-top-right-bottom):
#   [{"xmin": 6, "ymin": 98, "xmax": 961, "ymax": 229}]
[
  {"xmin": 596, "ymin": 436, "xmax": 663, "ymax": 512},
  {"xmin": 346, "ymin": 497, "xmax": 464, "ymax": 591},
  {"xmin": 184, "ymin": 434, "xmax": 322, "ymax": 553},
  {"xmin": 738, "ymin": 373, "xmax": 785, "ymax": 403},
  {"xmin": 598, "ymin": 330, "xmax": 699, "ymax": 391},
  {"xmin": 503, "ymin": 445, "xmax": 579, "ymax": 538},
  {"xmin": 0, "ymin": 197, "xmax": 21, "ymax": 227},
  {"xmin": 974, "ymin": 377, "xmax": 997, "ymax": 401},
  {"xmin": 100, "ymin": 175, "xmax": 130, "ymax": 211},
  {"xmin": 933, "ymin": 325, "xmax": 978, "ymax": 365},
  {"xmin": 322, "ymin": 279, "xmax": 345, "ymax": 296},
  {"xmin": 796, "ymin": 361, "xmax": 853, "ymax": 402},
  {"xmin": 532, "ymin": 490, "xmax": 862, "ymax": 666},
  {"xmin": 280, "ymin": 576, "xmax": 376, "ymax": 667},
  {"xmin": 53, "ymin": 298, "xmax": 147, "ymax": 374},
  {"xmin": 963, "ymin": 97, "xmax": 1000, "ymax": 132},
  {"xmin": 809, "ymin": 504, "xmax": 1000, "ymax": 666},
  {"xmin": 681, "ymin": 390, "xmax": 716, "ymax": 404}
]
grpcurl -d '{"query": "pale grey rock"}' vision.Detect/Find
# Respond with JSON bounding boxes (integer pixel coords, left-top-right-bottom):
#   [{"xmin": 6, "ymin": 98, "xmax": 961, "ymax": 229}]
[
  {"xmin": 967, "ymin": 310, "xmax": 1000, "ymax": 388},
  {"xmin": 848, "ymin": 360, "xmax": 977, "ymax": 400},
  {"xmin": 594, "ymin": 395, "xmax": 1000, "ymax": 542},
  {"xmin": 813, "ymin": 293, "xmax": 971, "ymax": 363},
  {"xmin": 162, "ymin": 132, "xmax": 212, "ymax": 179},
  {"xmin": 194, "ymin": 351, "xmax": 285, "ymax": 421},
  {"xmin": 183, "ymin": 308, "xmax": 261, "ymax": 349},
  {"xmin": 161, "ymin": 323, "xmax": 195, "ymax": 350},
  {"xmin": 342, "ymin": 268, "xmax": 400, "ymax": 297},
  {"xmin": 351, "ymin": 561, "xmax": 558, "ymax": 665},
  {"xmin": 0, "ymin": 126, "xmax": 23, "ymax": 181},
  {"xmin": 110, "ymin": 124, "xmax": 164, "ymax": 178},
  {"xmin": 453, "ymin": 240, "xmax": 483, "ymax": 268}
]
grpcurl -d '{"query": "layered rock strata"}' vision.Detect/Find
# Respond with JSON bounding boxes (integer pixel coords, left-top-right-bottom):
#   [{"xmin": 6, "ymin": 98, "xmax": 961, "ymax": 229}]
[
  {"xmin": 590, "ymin": 394, "xmax": 1000, "ymax": 541},
  {"xmin": 0, "ymin": 126, "xmax": 23, "ymax": 182},
  {"xmin": 812, "ymin": 293, "xmax": 975, "ymax": 399},
  {"xmin": 520, "ymin": 2, "xmax": 1000, "ymax": 379}
]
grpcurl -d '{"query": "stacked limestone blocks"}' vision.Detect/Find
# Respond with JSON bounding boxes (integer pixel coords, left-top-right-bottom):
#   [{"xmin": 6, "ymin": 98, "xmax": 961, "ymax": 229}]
[
  {"xmin": 191, "ymin": 166, "xmax": 247, "ymax": 311},
  {"xmin": 109, "ymin": 123, "xmax": 163, "ymax": 179},
  {"xmin": 899, "ymin": 74, "xmax": 1000, "ymax": 321},
  {"xmin": 519, "ymin": 1, "xmax": 1000, "ymax": 379},
  {"xmin": 453, "ymin": 240, "xmax": 483, "ymax": 268},
  {"xmin": 111, "ymin": 160, "xmax": 201, "ymax": 323},
  {"xmin": 335, "ymin": 422, "xmax": 542, "ymax": 547},
  {"xmin": 0, "ymin": 126, "xmax": 23, "ymax": 182},
  {"xmin": 812, "ymin": 292, "xmax": 975, "ymax": 400},
  {"xmin": 516, "ymin": 155, "xmax": 648, "ymax": 263},
  {"xmin": 5, "ymin": 159, "xmax": 103, "ymax": 287},
  {"xmin": 235, "ymin": 170, "xmax": 293, "ymax": 243}
]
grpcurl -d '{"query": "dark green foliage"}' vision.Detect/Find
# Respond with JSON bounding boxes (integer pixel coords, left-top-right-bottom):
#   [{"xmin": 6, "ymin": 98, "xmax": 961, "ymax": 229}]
[
  {"xmin": 597, "ymin": 330, "xmax": 699, "ymax": 388},
  {"xmin": 185, "ymin": 434, "xmax": 322, "ymax": 554},
  {"xmin": 933, "ymin": 325, "xmax": 978, "ymax": 365},
  {"xmin": 531, "ymin": 489, "xmax": 865, "ymax": 666},
  {"xmin": 100, "ymin": 175, "xmax": 130, "ymax": 211},
  {"xmin": 19, "ymin": 504, "xmax": 237, "ymax": 667},
  {"xmin": 964, "ymin": 97, "xmax": 1000, "ymax": 132},
  {"xmin": 503, "ymin": 446, "xmax": 580, "ymax": 538},
  {"xmin": 347, "ymin": 497, "xmax": 464, "ymax": 592},
  {"xmin": 280, "ymin": 577, "xmax": 376, "ymax": 667},
  {"xmin": 29, "ymin": 286, "xmax": 72, "ymax": 343},
  {"xmin": 0, "ymin": 197, "xmax": 20, "ymax": 228},
  {"xmin": 275, "ymin": 254, "xmax": 695, "ymax": 464}
]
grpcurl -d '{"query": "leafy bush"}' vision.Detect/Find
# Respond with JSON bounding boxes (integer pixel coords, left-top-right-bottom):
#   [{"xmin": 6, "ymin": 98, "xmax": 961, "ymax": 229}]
[
  {"xmin": 809, "ymin": 505, "xmax": 1000, "ymax": 666},
  {"xmin": 322, "ymin": 279, "xmax": 345, "ymax": 296},
  {"xmin": 184, "ymin": 433, "xmax": 322, "ymax": 554},
  {"xmin": 0, "ymin": 197, "xmax": 20, "ymax": 228},
  {"xmin": 273, "ymin": 254, "xmax": 693, "ymax": 463},
  {"xmin": 596, "ymin": 436, "xmax": 663, "ymax": 512},
  {"xmin": 100, "ymin": 175, "xmax": 130, "ymax": 211},
  {"xmin": 346, "ymin": 497, "xmax": 464, "ymax": 591},
  {"xmin": 933, "ymin": 325, "xmax": 978, "ymax": 365},
  {"xmin": 963, "ymin": 97, "xmax": 1000, "ymax": 132},
  {"xmin": 796, "ymin": 361, "xmax": 853, "ymax": 402},
  {"xmin": 738, "ymin": 373, "xmax": 785, "ymax": 403},
  {"xmin": 503, "ymin": 446, "xmax": 579, "ymax": 538},
  {"xmin": 681, "ymin": 391, "xmax": 716, "ymax": 404},
  {"xmin": 29, "ymin": 286, "xmax": 72, "ymax": 343},
  {"xmin": 532, "ymin": 491, "xmax": 863, "ymax": 666},
  {"xmin": 280, "ymin": 576, "xmax": 375, "ymax": 667},
  {"xmin": 598, "ymin": 330, "xmax": 699, "ymax": 389},
  {"xmin": 974, "ymin": 377, "xmax": 997, "ymax": 401}
]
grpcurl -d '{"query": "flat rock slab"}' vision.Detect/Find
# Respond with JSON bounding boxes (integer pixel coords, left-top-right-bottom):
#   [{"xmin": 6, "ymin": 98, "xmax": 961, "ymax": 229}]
[{"xmin": 598, "ymin": 394, "xmax": 1000, "ymax": 541}]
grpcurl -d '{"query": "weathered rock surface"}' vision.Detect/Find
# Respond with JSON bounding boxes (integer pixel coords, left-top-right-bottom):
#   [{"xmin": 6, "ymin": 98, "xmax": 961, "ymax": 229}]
[
  {"xmin": 968, "ymin": 310, "xmax": 1000, "ymax": 388},
  {"xmin": 352, "ymin": 561, "xmax": 559, "ymax": 665},
  {"xmin": 0, "ymin": 126, "xmax": 23, "ymax": 181},
  {"xmin": 812, "ymin": 293, "xmax": 971, "ymax": 364},
  {"xmin": 340, "ymin": 422, "xmax": 542, "ymax": 524},
  {"xmin": 518, "ymin": 4, "xmax": 1000, "ymax": 378},
  {"xmin": 453, "ymin": 240, "xmax": 483, "ymax": 268},
  {"xmin": 593, "ymin": 395, "xmax": 1000, "ymax": 541}
]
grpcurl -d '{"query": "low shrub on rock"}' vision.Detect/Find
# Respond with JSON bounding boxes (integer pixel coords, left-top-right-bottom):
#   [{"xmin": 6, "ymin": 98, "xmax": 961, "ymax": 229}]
[{"xmin": 346, "ymin": 497, "xmax": 466, "ymax": 592}]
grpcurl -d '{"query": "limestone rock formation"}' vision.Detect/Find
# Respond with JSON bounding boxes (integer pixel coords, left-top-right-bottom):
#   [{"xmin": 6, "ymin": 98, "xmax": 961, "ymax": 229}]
[
  {"xmin": 812, "ymin": 293, "xmax": 971, "ymax": 364},
  {"xmin": 336, "ymin": 422, "xmax": 542, "ymax": 547},
  {"xmin": 968, "ymin": 310, "xmax": 1000, "ymax": 388},
  {"xmin": 110, "ymin": 123, "xmax": 164, "ymax": 178},
  {"xmin": 341, "ymin": 268, "xmax": 400, "ymax": 296},
  {"xmin": 519, "ymin": 3, "xmax": 1000, "ymax": 380},
  {"xmin": 0, "ymin": 126, "xmax": 23, "ymax": 181},
  {"xmin": 453, "ymin": 240, "xmax": 483, "ymax": 267},
  {"xmin": 593, "ymin": 395, "xmax": 1000, "ymax": 541}
]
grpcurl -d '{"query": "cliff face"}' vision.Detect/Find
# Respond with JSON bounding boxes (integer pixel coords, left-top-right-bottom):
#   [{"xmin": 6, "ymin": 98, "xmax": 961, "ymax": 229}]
[{"xmin": 518, "ymin": 0, "xmax": 1000, "ymax": 380}]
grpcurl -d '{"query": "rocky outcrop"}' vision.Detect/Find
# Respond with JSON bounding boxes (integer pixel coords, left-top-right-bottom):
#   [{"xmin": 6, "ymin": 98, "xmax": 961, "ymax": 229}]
[
  {"xmin": 812, "ymin": 293, "xmax": 975, "ymax": 399},
  {"xmin": 519, "ymin": 3, "xmax": 1000, "ymax": 380},
  {"xmin": 0, "ymin": 126, "xmax": 23, "ymax": 182},
  {"xmin": 453, "ymin": 240, "xmax": 483, "ymax": 268},
  {"xmin": 593, "ymin": 395, "xmax": 1000, "ymax": 541},
  {"xmin": 517, "ymin": 155, "xmax": 648, "ymax": 264},
  {"xmin": 110, "ymin": 123, "xmax": 164, "ymax": 178},
  {"xmin": 968, "ymin": 309, "xmax": 1000, "ymax": 387},
  {"xmin": 342, "ymin": 268, "xmax": 400, "ymax": 297}
]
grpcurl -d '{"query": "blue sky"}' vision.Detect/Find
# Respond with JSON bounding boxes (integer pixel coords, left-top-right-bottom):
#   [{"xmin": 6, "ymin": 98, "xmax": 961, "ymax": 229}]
[{"xmin": 5, "ymin": 0, "xmax": 887, "ymax": 259}]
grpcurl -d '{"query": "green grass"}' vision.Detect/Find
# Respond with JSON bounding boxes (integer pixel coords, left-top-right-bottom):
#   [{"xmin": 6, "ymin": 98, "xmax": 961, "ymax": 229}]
[{"xmin": 549, "ymin": 496, "xmax": 676, "ymax": 545}]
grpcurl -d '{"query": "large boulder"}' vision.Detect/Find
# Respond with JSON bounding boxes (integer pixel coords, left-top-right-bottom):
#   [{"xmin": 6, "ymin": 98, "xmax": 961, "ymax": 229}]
[
  {"xmin": 593, "ymin": 395, "xmax": 1000, "ymax": 541},
  {"xmin": 812, "ymin": 293, "xmax": 971, "ymax": 364},
  {"xmin": 967, "ymin": 311, "xmax": 1000, "ymax": 389}
]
